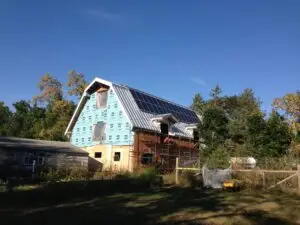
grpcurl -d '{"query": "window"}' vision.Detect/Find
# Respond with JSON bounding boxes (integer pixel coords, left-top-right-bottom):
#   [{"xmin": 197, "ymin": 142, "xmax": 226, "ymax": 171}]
[
  {"xmin": 88, "ymin": 116, "xmax": 92, "ymax": 121},
  {"xmin": 96, "ymin": 91, "xmax": 108, "ymax": 109},
  {"xmin": 95, "ymin": 114, "xmax": 98, "ymax": 120},
  {"xmin": 116, "ymin": 135, "xmax": 120, "ymax": 140},
  {"xmin": 86, "ymin": 106, "xmax": 89, "ymax": 111},
  {"xmin": 110, "ymin": 124, "xmax": 114, "ymax": 129},
  {"xmin": 82, "ymin": 117, "xmax": 85, "ymax": 121},
  {"xmin": 114, "ymin": 102, "xmax": 118, "ymax": 108},
  {"xmin": 110, "ymin": 90, "xmax": 114, "ymax": 95},
  {"xmin": 93, "ymin": 105, "xmax": 96, "ymax": 109},
  {"xmin": 160, "ymin": 123, "xmax": 169, "ymax": 135},
  {"xmin": 108, "ymin": 135, "xmax": 112, "ymax": 140},
  {"xmin": 126, "ymin": 122, "xmax": 130, "ymax": 128},
  {"xmin": 114, "ymin": 152, "xmax": 121, "ymax": 161},
  {"xmin": 108, "ymin": 105, "xmax": 110, "ymax": 109},
  {"xmin": 193, "ymin": 130, "xmax": 199, "ymax": 143},
  {"xmin": 77, "ymin": 128, "xmax": 80, "ymax": 132},
  {"xmin": 81, "ymin": 138, "xmax": 84, "ymax": 143},
  {"xmin": 94, "ymin": 152, "xmax": 102, "ymax": 158},
  {"xmin": 111, "ymin": 112, "xmax": 115, "ymax": 117},
  {"xmin": 119, "ymin": 111, "xmax": 122, "ymax": 116},
  {"xmin": 124, "ymin": 135, "xmax": 128, "ymax": 140},
  {"xmin": 83, "ymin": 127, "xmax": 86, "ymax": 132},
  {"xmin": 76, "ymin": 138, "xmax": 78, "ymax": 143},
  {"xmin": 92, "ymin": 122, "xmax": 106, "ymax": 142},
  {"xmin": 88, "ymin": 137, "xmax": 91, "ymax": 142},
  {"xmin": 141, "ymin": 153, "xmax": 153, "ymax": 165},
  {"xmin": 90, "ymin": 126, "xmax": 92, "ymax": 131},
  {"xmin": 118, "ymin": 123, "xmax": 121, "ymax": 129}
]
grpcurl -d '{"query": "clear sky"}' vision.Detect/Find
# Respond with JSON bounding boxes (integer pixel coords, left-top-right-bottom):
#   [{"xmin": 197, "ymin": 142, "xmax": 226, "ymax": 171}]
[{"xmin": 0, "ymin": 0, "xmax": 299, "ymax": 112}]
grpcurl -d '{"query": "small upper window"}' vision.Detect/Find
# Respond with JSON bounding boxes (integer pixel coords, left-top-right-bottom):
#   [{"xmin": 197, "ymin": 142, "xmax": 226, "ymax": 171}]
[
  {"xmin": 81, "ymin": 138, "xmax": 84, "ymax": 143},
  {"xmin": 88, "ymin": 116, "xmax": 92, "ymax": 121},
  {"xmin": 116, "ymin": 135, "xmax": 120, "ymax": 140},
  {"xmin": 110, "ymin": 90, "xmax": 114, "ymax": 95},
  {"xmin": 126, "ymin": 122, "xmax": 130, "ymax": 128},
  {"xmin": 108, "ymin": 105, "xmax": 110, "ymax": 109},
  {"xmin": 93, "ymin": 105, "xmax": 96, "ymax": 109},
  {"xmin": 124, "ymin": 135, "xmax": 128, "ymax": 140},
  {"xmin": 114, "ymin": 152, "xmax": 121, "ymax": 161},
  {"xmin": 118, "ymin": 123, "xmax": 121, "ymax": 129},
  {"xmin": 108, "ymin": 135, "xmax": 112, "ymax": 140},
  {"xmin": 114, "ymin": 102, "xmax": 118, "ymax": 108},
  {"xmin": 90, "ymin": 126, "xmax": 92, "ymax": 131},
  {"xmin": 82, "ymin": 117, "xmax": 85, "ymax": 121},
  {"xmin": 83, "ymin": 127, "xmax": 86, "ymax": 132},
  {"xmin": 111, "ymin": 112, "xmax": 115, "ymax": 117},
  {"xmin": 119, "ymin": 111, "xmax": 122, "ymax": 116},
  {"xmin": 96, "ymin": 91, "xmax": 108, "ymax": 109},
  {"xmin": 95, "ymin": 152, "xmax": 102, "ymax": 158},
  {"xmin": 77, "ymin": 128, "xmax": 80, "ymax": 132},
  {"xmin": 88, "ymin": 137, "xmax": 91, "ymax": 142},
  {"xmin": 76, "ymin": 138, "xmax": 78, "ymax": 143},
  {"xmin": 110, "ymin": 124, "xmax": 114, "ymax": 128},
  {"xmin": 86, "ymin": 106, "xmax": 89, "ymax": 110}
]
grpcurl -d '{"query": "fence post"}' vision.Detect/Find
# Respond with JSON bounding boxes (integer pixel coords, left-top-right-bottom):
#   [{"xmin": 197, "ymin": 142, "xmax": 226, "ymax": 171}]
[
  {"xmin": 298, "ymin": 165, "xmax": 300, "ymax": 192},
  {"xmin": 262, "ymin": 171, "xmax": 265, "ymax": 189},
  {"xmin": 175, "ymin": 157, "xmax": 179, "ymax": 184}
]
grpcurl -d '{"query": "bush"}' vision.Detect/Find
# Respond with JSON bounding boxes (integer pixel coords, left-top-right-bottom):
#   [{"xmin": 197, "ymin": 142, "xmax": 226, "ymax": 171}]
[
  {"xmin": 41, "ymin": 167, "xmax": 91, "ymax": 182},
  {"xmin": 205, "ymin": 145, "xmax": 230, "ymax": 169}
]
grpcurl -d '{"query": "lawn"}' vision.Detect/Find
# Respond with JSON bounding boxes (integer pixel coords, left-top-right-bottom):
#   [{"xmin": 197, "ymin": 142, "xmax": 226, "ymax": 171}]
[{"xmin": 1, "ymin": 180, "xmax": 300, "ymax": 225}]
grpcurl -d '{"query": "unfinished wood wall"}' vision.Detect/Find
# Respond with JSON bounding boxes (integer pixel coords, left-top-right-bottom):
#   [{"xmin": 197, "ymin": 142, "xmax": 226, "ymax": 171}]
[{"xmin": 132, "ymin": 131, "xmax": 197, "ymax": 171}]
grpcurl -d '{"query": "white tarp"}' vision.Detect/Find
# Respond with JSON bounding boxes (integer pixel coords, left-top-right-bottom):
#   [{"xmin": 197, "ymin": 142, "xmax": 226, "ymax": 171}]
[{"xmin": 202, "ymin": 165, "xmax": 232, "ymax": 189}]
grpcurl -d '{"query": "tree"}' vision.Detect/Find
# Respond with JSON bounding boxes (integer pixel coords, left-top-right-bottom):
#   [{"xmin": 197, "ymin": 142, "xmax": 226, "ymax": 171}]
[
  {"xmin": 191, "ymin": 93, "xmax": 205, "ymax": 114},
  {"xmin": 0, "ymin": 102, "xmax": 11, "ymax": 136},
  {"xmin": 226, "ymin": 89, "xmax": 262, "ymax": 144},
  {"xmin": 273, "ymin": 92, "xmax": 300, "ymax": 135},
  {"xmin": 198, "ymin": 108, "xmax": 229, "ymax": 154},
  {"xmin": 209, "ymin": 84, "xmax": 222, "ymax": 107},
  {"xmin": 8, "ymin": 101, "xmax": 46, "ymax": 138},
  {"xmin": 246, "ymin": 114, "xmax": 267, "ymax": 157},
  {"xmin": 264, "ymin": 111, "xmax": 292, "ymax": 157},
  {"xmin": 42, "ymin": 100, "xmax": 75, "ymax": 141},
  {"xmin": 34, "ymin": 73, "xmax": 63, "ymax": 104},
  {"xmin": 67, "ymin": 70, "xmax": 88, "ymax": 98}
]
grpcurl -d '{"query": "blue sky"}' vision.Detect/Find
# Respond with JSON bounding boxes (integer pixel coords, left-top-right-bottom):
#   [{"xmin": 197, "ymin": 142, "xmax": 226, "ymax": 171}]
[{"xmin": 0, "ymin": 0, "xmax": 299, "ymax": 113}]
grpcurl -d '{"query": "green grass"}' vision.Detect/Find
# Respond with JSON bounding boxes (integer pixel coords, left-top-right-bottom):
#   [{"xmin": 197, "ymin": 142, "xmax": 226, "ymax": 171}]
[{"xmin": 0, "ymin": 180, "xmax": 300, "ymax": 225}]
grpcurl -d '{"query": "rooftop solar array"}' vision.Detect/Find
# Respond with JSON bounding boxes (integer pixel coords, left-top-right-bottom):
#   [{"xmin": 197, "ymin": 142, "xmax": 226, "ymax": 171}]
[{"xmin": 129, "ymin": 88, "xmax": 199, "ymax": 124}]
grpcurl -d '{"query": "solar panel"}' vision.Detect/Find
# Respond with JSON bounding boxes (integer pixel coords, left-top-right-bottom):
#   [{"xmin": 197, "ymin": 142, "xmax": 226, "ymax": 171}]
[{"xmin": 129, "ymin": 88, "xmax": 199, "ymax": 124}]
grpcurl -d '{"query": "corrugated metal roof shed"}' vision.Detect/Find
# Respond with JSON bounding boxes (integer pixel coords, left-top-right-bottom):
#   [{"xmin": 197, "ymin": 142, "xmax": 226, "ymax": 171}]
[{"xmin": 0, "ymin": 136, "xmax": 88, "ymax": 155}]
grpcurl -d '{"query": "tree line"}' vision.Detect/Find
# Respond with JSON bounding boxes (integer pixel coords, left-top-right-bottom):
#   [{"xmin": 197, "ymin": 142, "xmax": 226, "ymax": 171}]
[
  {"xmin": 0, "ymin": 72, "xmax": 299, "ymax": 160},
  {"xmin": 192, "ymin": 85, "xmax": 300, "ymax": 163},
  {"xmin": 0, "ymin": 70, "xmax": 87, "ymax": 141}
]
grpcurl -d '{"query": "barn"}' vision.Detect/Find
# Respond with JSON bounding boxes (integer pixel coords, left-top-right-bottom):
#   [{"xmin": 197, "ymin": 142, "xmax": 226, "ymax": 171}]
[{"xmin": 65, "ymin": 77, "xmax": 201, "ymax": 172}]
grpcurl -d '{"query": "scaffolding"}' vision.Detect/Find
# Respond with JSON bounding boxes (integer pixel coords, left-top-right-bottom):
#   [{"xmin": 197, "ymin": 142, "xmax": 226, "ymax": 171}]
[{"xmin": 128, "ymin": 130, "xmax": 200, "ymax": 172}]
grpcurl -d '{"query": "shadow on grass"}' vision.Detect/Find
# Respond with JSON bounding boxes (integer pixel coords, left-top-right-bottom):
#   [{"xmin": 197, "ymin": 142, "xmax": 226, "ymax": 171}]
[{"xmin": 0, "ymin": 180, "xmax": 299, "ymax": 225}]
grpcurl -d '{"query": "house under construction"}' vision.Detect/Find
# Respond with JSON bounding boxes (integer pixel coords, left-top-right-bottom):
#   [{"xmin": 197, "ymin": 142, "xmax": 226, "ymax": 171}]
[{"xmin": 65, "ymin": 77, "xmax": 200, "ymax": 172}]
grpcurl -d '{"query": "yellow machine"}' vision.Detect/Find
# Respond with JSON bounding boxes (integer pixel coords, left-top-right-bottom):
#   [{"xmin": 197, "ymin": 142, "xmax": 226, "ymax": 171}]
[{"xmin": 223, "ymin": 179, "xmax": 242, "ymax": 190}]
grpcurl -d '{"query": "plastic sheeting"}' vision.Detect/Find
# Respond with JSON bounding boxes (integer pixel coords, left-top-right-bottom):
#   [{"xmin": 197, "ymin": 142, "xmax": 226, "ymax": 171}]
[{"xmin": 202, "ymin": 166, "xmax": 232, "ymax": 189}]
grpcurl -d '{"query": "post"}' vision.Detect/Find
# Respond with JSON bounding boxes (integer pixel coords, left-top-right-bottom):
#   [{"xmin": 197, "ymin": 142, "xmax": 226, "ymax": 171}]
[
  {"xmin": 262, "ymin": 171, "xmax": 265, "ymax": 189},
  {"xmin": 175, "ymin": 157, "xmax": 179, "ymax": 184},
  {"xmin": 298, "ymin": 165, "xmax": 300, "ymax": 192}
]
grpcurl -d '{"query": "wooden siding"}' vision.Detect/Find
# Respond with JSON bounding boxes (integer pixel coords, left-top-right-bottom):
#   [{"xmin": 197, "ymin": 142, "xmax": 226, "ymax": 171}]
[{"xmin": 132, "ymin": 130, "xmax": 198, "ymax": 171}]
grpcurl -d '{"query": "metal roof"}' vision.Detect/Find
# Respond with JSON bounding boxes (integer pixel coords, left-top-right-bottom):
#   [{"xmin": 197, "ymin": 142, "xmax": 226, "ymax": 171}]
[
  {"xmin": 65, "ymin": 77, "xmax": 200, "ymax": 139},
  {"xmin": 0, "ymin": 136, "xmax": 88, "ymax": 155},
  {"xmin": 113, "ymin": 83, "xmax": 199, "ymax": 138}
]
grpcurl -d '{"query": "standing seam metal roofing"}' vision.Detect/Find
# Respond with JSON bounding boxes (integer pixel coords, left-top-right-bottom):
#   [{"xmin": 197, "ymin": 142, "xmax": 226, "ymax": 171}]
[{"xmin": 112, "ymin": 83, "xmax": 199, "ymax": 138}]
